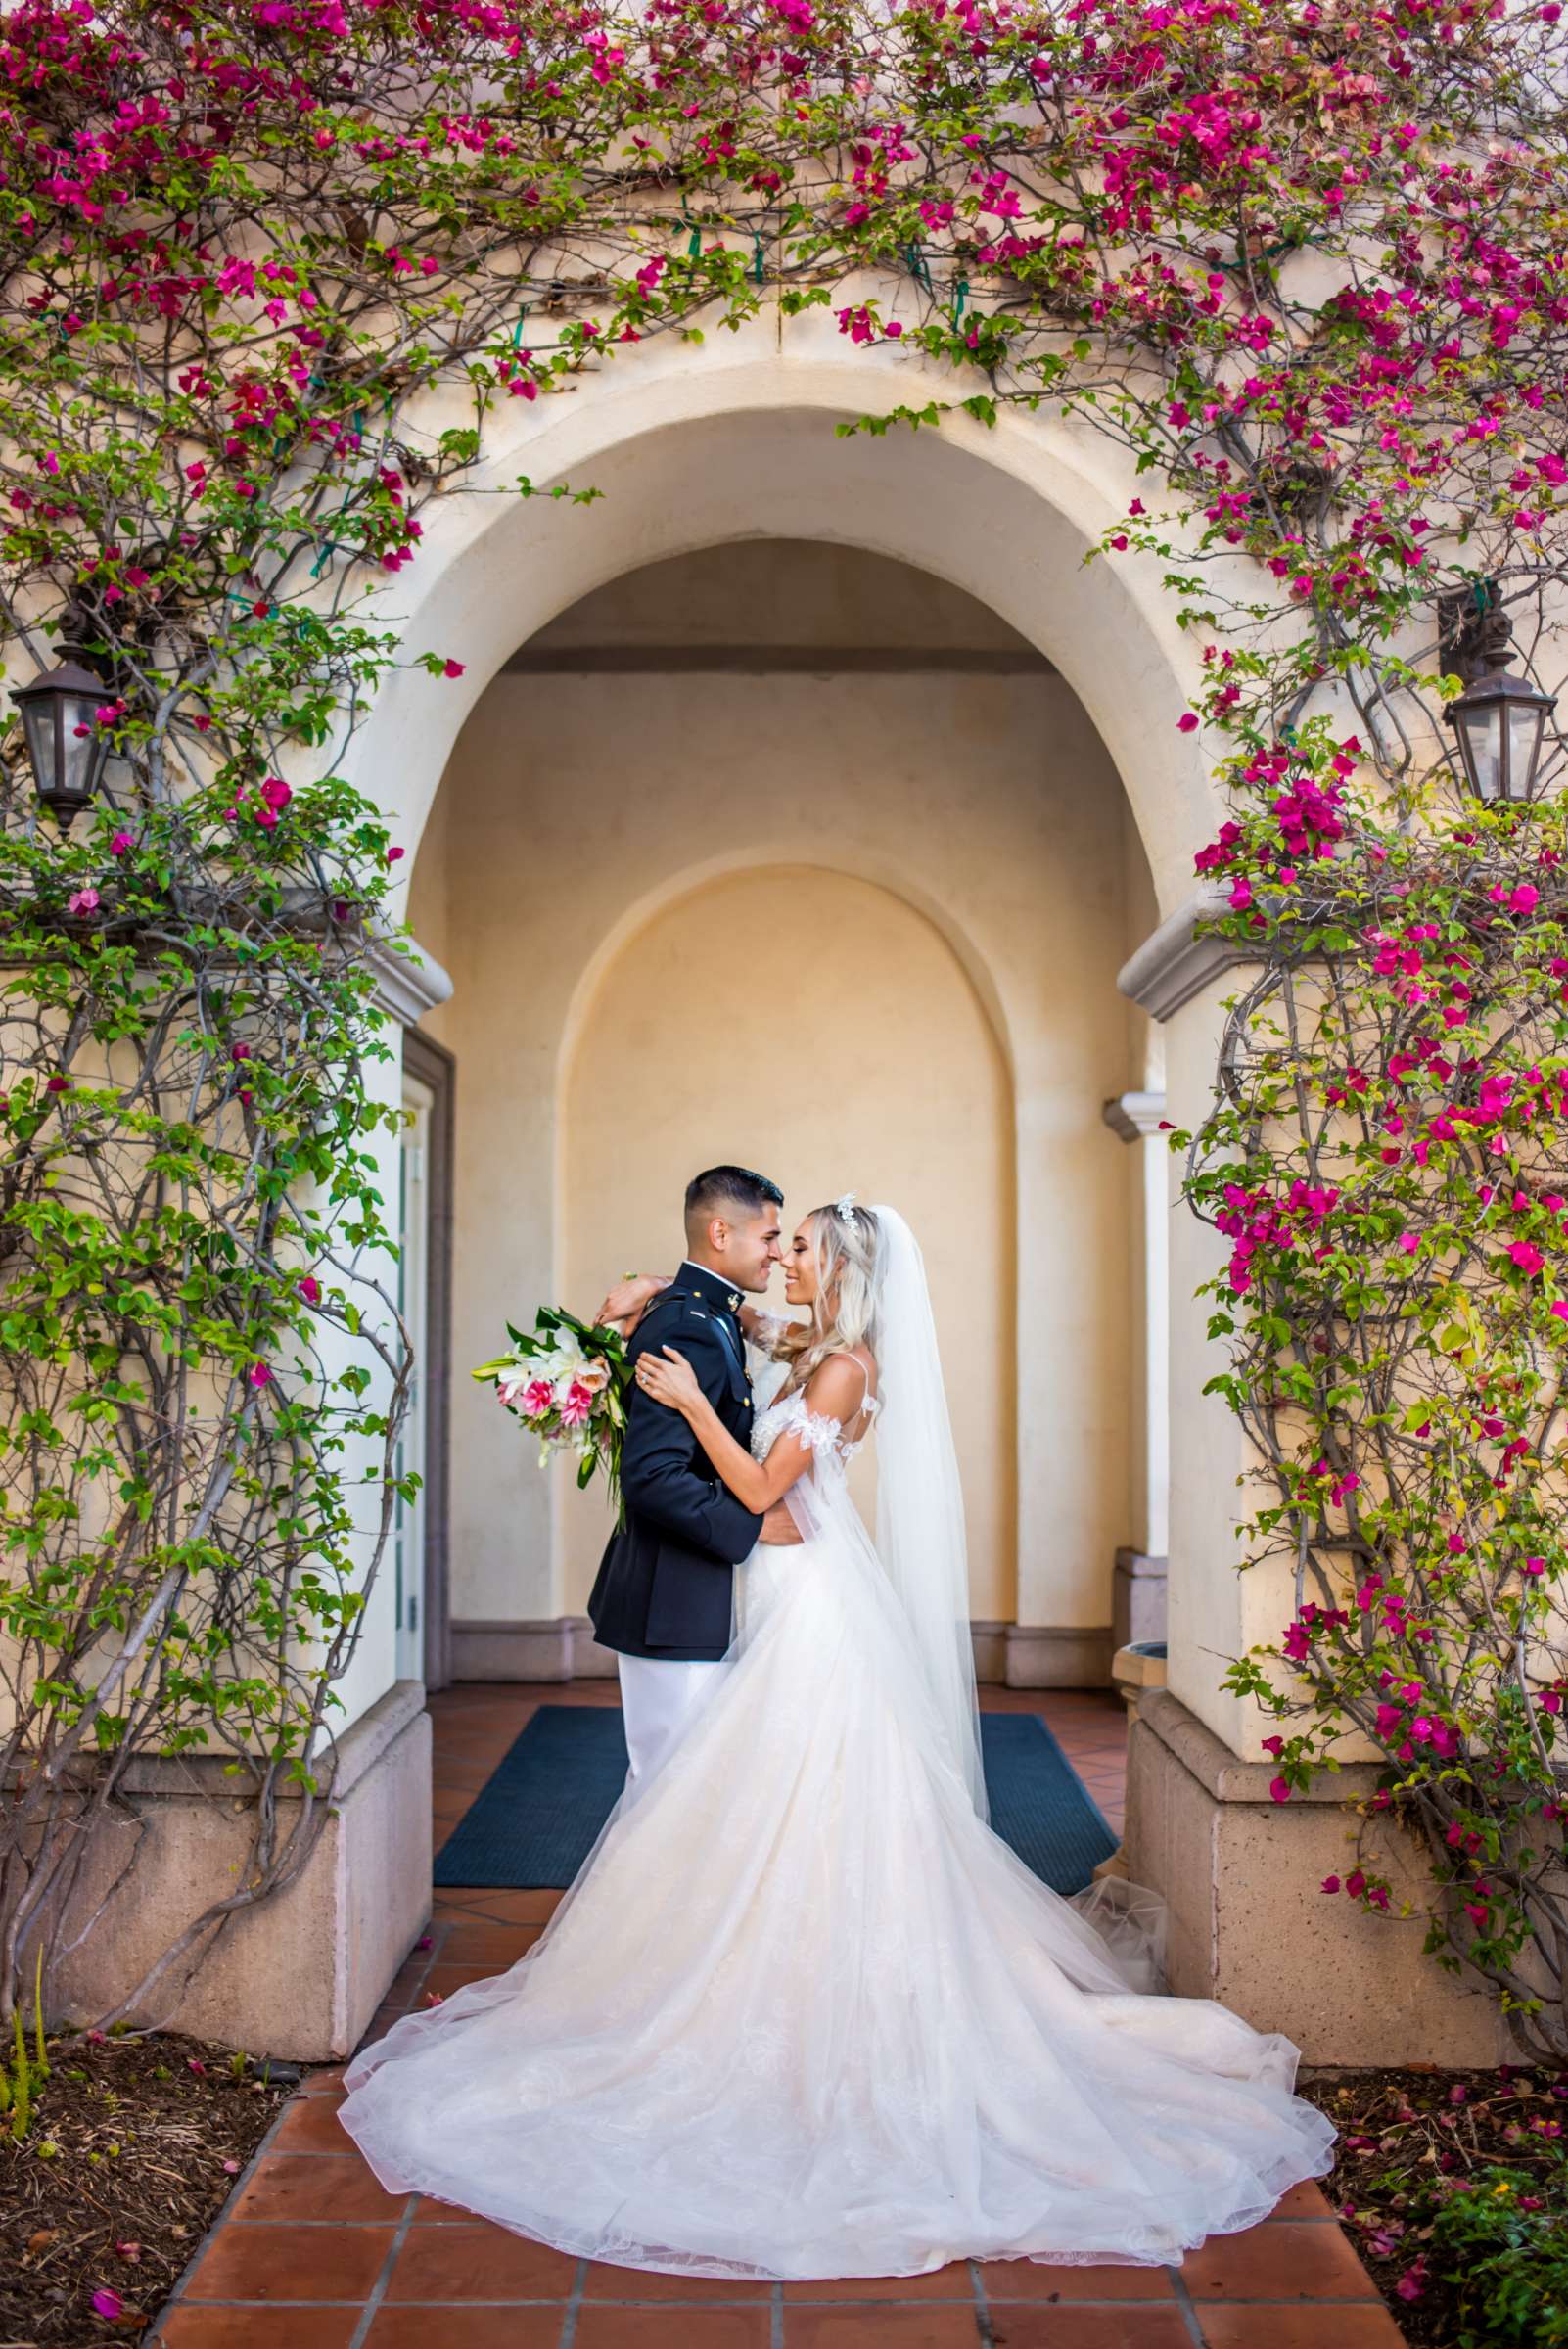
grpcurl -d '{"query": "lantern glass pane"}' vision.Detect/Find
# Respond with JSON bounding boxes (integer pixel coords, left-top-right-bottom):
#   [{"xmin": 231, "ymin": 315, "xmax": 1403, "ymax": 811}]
[
  {"xmin": 38, "ymin": 689, "xmax": 101, "ymax": 809},
  {"xmin": 19, "ymin": 696, "xmax": 58, "ymax": 794},
  {"xmin": 1506, "ymin": 703, "xmax": 1545, "ymax": 800},
  {"xmin": 1458, "ymin": 703, "xmax": 1503, "ymax": 801},
  {"xmin": 61, "ymin": 692, "xmax": 100, "ymax": 799}
]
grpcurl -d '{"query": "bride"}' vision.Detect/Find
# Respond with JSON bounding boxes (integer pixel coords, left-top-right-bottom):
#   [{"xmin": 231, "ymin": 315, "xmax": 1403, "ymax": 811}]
[{"xmin": 337, "ymin": 1198, "xmax": 1335, "ymax": 2280}]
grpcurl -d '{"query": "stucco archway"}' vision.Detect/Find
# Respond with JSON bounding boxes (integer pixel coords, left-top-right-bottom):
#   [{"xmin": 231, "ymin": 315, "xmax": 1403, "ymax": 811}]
[
  {"xmin": 350, "ymin": 339, "xmax": 1506, "ymax": 2073},
  {"xmin": 352, "ymin": 339, "xmax": 1215, "ymax": 914}
]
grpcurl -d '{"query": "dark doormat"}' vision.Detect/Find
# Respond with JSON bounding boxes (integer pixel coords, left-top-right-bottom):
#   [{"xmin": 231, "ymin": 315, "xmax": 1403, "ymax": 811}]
[{"xmin": 434, "ymin": 1705, "xmax": 1118, "ymax": 1893}]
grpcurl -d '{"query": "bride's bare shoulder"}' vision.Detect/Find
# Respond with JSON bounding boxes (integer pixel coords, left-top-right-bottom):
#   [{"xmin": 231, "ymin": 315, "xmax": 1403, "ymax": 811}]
[{"xmin": 806, "ymin": 1346, "xmax": 877, "ymax": 1411}]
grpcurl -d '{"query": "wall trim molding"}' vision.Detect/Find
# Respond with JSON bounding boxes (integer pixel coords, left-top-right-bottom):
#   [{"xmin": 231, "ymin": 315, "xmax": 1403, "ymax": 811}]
[
  {"xmin": 1116, "ymin": 884, "xmax": 1253, "ymax": 1022},
  {"xmin": 1101, "ymin": 1089, "xmax": 1167, "ymax": 1143},
  {"xmin": 367, "ymin": 930, "xmax": 454, "ymax": 1028},
  {"xmin": 501, "ymin": 644, "xmax": 1054, "ymax": 677},
  {"xmin": 450, "ymin": 1618, "xmax": 1117, "ymax": 1689}
]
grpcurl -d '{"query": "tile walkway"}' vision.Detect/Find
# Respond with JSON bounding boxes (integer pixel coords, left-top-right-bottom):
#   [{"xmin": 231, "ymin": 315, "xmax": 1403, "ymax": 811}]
[{"xmin": 152, "ymin": 1680, "xmax": 1405, "ymax": 2348}]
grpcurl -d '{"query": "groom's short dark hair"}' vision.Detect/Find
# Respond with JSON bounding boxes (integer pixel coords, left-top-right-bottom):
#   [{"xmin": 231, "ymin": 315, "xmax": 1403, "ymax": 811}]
[{"xmin": 684, "ymin": 1165, "xmax": 784, "ymax": 1235}]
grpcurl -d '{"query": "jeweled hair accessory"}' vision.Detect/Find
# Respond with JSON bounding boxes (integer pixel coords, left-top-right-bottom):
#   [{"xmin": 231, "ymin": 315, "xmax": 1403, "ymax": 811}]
[{"xmin": 835, "ymin": 1191, "xmax": 860, "ymax": 1229}]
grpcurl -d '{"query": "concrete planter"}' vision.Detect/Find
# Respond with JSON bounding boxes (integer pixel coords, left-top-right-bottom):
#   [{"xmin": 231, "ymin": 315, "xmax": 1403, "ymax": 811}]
[
  {"xmin": 1125, "ymin": 1686, "xmax": 1514, "ymax": 2066},
  {"xmin": 50, "ymin": 1681, "xmax": 431, "ymax": 2062}
]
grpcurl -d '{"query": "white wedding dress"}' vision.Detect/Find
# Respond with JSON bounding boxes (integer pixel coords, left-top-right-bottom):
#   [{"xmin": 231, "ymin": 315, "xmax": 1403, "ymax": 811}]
[{"xmin": 339, "ymin": 1220, "xmax": 1336, "ymax": 2280}]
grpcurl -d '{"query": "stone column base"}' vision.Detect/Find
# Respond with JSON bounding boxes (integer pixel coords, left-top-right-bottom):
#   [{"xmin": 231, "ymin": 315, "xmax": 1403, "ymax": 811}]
[
  {"xmin": 1005, "ymin": 1624, "xmax": 1114, "ymax": 1686},
  {"xmin": 1126, "ymin": 1686, "xmax": 1512, "ymax": 2067},
  {"xmin": 53, "ymin": 1681, "xmax": 432, "ymax": 2063},
  {"xmin": 450, "ymin": 1616, "xmax": 619, "ymax": 1680}
]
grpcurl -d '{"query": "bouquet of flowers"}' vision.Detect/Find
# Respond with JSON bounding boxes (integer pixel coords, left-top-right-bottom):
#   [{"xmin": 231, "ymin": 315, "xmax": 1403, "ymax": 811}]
[{"xmin": 472, "ymin": 1307, "xmax": 633, "ymax": 1514}]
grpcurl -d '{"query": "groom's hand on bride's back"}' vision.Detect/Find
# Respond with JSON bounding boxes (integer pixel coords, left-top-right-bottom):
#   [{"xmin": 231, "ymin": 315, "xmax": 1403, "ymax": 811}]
[{"xmin": 757, "ymin": 1502, "xmax": 803, "ymax": 1546}]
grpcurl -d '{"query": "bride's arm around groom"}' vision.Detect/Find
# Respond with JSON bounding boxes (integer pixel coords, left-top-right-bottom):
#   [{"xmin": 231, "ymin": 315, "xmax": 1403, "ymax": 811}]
[
  {"xmin": 586, "ymin": 1276, "xmax": 766, "ymax": 1668},
  {"xmin": 619, "ymin": 1299, "xmax": 764, "ymax": 1562}
]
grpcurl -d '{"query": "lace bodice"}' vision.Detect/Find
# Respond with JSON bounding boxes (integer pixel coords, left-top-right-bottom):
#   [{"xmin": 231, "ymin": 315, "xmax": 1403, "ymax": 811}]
[{"xmin": 750, "ymin": 1385, "xmax": 880, "ymax": 1471}]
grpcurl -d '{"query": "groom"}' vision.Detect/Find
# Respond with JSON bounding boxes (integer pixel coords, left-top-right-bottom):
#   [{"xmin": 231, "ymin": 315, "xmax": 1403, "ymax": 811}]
[{"xmin": 588, "ymin": 1165, "xmax": 789, "ymax": 1783}]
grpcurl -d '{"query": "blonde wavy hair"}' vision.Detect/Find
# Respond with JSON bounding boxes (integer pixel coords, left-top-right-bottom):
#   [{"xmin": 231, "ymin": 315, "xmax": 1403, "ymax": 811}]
[{"xmin": 774, "ymin": 1203, "xmax": 883, "ymax": 1396}]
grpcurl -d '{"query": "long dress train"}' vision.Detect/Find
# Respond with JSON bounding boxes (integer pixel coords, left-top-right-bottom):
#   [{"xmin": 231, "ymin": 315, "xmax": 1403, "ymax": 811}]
[{"xmin": 337, "ymin": 1384, "xmax": 1335, "ymax": 2280}]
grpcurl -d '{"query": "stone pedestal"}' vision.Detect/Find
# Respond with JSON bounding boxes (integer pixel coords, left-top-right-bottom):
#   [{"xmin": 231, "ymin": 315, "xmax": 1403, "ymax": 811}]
[
  {"xmin": 1125, "ymin": 1687, "xmax": 1512, "ymax": 2066},
  {"xmin": 1112, "ymin": 1548, "xmax": 1167, "ymax": 1650},
  {"xmin": 1110, "ymin": 1639, "xmax": 1167, "ymax": 1724},
  {"xmin": 53, "ymin": 1681, "xmax": 432, "ymax": 2062}
]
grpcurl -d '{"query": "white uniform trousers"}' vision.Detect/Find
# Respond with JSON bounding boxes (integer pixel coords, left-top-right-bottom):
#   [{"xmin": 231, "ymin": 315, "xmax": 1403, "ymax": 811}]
[{"xmin": 617, "ymin": 1653, "xmax": 726, "ymax": 1784}]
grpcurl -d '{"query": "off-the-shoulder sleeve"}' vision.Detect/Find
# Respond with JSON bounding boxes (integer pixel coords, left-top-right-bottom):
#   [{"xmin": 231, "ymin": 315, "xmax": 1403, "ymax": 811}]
[{"xmin": 772, "ymin": 1391, "xmax": 843, "ymax": 1458}]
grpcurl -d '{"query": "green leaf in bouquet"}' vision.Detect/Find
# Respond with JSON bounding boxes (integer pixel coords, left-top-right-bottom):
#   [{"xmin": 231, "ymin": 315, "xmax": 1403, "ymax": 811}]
[{"xmin": 576, "ymin": 1448, "xmax": 599, "ymax": 1490}]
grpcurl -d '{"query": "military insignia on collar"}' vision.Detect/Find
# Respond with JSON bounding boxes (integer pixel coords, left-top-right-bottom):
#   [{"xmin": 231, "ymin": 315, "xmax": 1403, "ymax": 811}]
[{"xmin": 726, "ymin": 1291, "xmax": 740, "ymax": 1312}]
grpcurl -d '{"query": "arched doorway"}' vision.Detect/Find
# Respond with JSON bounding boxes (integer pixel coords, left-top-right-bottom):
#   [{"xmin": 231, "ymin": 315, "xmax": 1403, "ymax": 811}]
[{"xmin": 407, "ymin": 538, "xmax": 1159, "ymax": 1687}]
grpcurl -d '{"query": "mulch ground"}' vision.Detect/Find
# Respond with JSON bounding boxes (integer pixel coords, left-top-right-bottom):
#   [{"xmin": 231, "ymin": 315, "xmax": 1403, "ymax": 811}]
[
  {"xmin": 1302, "ymin": 2062, "xmax": 1568, "ymax": 2345},
  {"xmin": 0, "ymin": 2029, "xmax": 293, "ymax": 2347}
]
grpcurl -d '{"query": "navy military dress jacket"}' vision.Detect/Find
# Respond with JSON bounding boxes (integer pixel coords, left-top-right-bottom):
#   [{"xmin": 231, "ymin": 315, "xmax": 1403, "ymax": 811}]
[{"xmin": 587, "ymin": 1263, "xmax": 765, "ymax": 1661}]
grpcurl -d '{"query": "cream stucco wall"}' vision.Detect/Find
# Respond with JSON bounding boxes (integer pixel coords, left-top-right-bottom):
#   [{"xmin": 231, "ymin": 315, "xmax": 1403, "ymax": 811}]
[
  {"xmin": 411, "ymin": 541, "xmax": 1152, "ymax": 1648},
  {"xmin": 561, "ymin": 865, "xmax": 1014, "ymax": 1617}
]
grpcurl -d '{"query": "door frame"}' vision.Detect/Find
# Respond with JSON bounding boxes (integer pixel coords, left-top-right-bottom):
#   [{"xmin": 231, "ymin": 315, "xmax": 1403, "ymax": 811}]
[{"xmin": 402, "ymin": 1027, "xmax": 455, "ymax": 1690}]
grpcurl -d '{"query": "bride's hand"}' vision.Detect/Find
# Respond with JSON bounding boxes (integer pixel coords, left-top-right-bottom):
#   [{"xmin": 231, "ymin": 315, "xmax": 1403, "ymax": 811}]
[
  {"xmin": 596, "ymin": 1272, "xmax": 669, "ymax": 1332},
  {"xmin": 634, "ymin": 1345, "xmax": 704, "ymax": 1416}
]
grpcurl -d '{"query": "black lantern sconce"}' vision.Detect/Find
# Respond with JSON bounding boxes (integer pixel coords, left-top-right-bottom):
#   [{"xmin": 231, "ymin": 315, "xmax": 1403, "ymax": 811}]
[
  {"xmin": 12, "ymin": 657, "xmax": 113, "ymax": 829},
  {"xmin": 1439, "ymin": 580, "xmax": 1558, "ymax": 805}
]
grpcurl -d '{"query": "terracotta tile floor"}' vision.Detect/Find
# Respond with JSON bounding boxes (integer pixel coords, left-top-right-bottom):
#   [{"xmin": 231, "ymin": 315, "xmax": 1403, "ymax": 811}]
[{"xmin": 153, "ymin": 1680, "xmax": 1405, "ymax": 2349}]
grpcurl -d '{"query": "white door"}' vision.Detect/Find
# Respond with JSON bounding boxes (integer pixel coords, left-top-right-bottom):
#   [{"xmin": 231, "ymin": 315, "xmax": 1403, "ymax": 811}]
[{"xmin": 394, "ymin": 1073, "xmax": 435, "ymax": 1683}]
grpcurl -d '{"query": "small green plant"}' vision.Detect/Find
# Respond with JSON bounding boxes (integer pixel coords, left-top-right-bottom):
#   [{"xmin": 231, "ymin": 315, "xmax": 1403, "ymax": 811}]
[
  {"xmin": 30, "ymin": 1947, "xmax": 48, "ymax": 2086},
  {"xmin": 0, "ymin": 1949, "xmax": 53, "ymax": 2141},
  {"xmin": 5, "ymin": 2005, "xmax": 31, "ymax": 2141},
  {"xmin": 228, "ymin": 2050, "xmax": 249, "ymax": 2082},
  {"xmin": 1417, "ymin": 2150, "xmax": 1568, "ymax": 2345}
]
